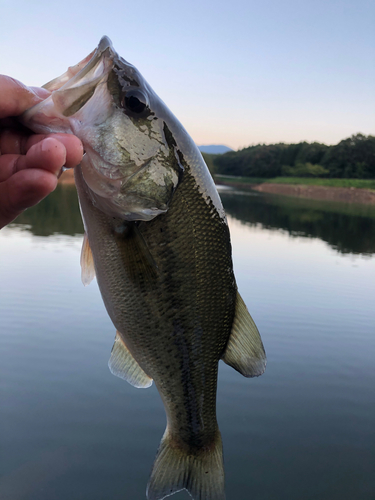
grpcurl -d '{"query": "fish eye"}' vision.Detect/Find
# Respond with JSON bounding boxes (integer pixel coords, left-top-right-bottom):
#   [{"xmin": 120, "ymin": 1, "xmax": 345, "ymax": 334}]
[{"xmin": 121, "ymin": 89, "xmax": 148, "ymax": 114}]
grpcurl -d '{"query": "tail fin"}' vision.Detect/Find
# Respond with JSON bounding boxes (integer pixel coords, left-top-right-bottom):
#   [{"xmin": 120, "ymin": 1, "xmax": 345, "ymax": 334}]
[{"xmin": 147, "ymin": 428, "xmax": 225, "ymax": 500}]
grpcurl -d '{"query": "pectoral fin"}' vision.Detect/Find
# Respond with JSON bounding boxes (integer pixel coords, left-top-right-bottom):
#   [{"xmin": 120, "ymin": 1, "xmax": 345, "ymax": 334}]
[
  {"xmin": 80, "ymin": 232, "xmax": 96, "ymax": 286},
  {"xmin": 108, "ymin": 331, "xmax": 153, "ymax": 388},
  {"xmin": 222, "ymin": 292, "xmax": 266, "ymax": 377}
]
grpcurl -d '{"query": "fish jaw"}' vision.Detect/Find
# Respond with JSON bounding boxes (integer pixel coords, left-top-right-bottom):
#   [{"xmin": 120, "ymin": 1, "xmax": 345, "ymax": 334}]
[{"xmin": 21, "ymin": 36, "xmax": 116, "ymax": 135}]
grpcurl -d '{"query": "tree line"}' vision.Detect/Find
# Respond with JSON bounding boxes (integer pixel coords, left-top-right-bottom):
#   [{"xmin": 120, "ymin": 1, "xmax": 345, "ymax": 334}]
[{"xmin": 204, "ymin": 134, "xmax": 375, "ymax": 179}]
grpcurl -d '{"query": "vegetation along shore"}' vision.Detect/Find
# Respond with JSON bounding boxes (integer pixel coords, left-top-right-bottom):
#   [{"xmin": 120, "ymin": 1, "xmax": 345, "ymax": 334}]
[{"xmin": 202, "ymin": 134, "xmax": 375, "ymax": 205}]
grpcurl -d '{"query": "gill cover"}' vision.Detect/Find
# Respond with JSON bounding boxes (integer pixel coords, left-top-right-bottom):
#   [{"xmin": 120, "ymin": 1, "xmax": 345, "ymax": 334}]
[{"xmin": 21, "ymin": 36, "xmax": 183, "ymax": 221}]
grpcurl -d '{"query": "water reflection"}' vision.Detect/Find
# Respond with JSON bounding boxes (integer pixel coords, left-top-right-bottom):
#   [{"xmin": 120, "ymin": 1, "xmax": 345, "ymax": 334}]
[
  {"xmin": 2, "ymin": 184, "xmax": 375, "ymax": 500},
  {"xmin": 220, "ymin": 190, "xmax": 375, "ymax": 255},
  {"xmin": 11, "ymin": 184, "xmax": 375, "ymax": 256},
  {"xmin": 12, "ymin": 184, "xmax": 83, "ymax": 236}
]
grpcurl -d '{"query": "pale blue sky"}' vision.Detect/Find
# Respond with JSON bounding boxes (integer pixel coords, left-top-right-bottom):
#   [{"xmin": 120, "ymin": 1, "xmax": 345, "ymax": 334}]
[{"xmin": 1, "ymin": 0, "xmax": 374, "ymax": 149}]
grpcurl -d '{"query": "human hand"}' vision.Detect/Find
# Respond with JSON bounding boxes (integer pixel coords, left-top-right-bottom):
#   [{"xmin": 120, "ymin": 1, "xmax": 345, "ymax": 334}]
[{"xmin": 0, "ymin": 75, "xmax": 83, "ymax": 229}]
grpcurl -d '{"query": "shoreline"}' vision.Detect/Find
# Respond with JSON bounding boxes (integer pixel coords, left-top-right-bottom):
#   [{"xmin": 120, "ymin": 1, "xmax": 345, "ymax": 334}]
[
  {"xmin": 60, "ymin": 169, "xmax": 375, "ymax": 205},
  {"xmin": 253, "ymin": 183, "xmax": 375, "ymax": 205},
  {"xmin": 215, "ymin": 180, "xmax": 375, "ymax": 205}
]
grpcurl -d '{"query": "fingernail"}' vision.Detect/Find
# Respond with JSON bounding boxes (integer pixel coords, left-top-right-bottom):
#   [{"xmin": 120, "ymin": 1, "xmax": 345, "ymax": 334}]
[{"xmin": 41, "ymin": 137, "xmax": 56, "ymax": 151}]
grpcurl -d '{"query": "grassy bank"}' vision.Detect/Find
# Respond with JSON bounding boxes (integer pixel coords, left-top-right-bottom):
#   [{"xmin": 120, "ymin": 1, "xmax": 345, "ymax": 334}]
[{"xmin": 214, "ymin": 175, "xmax": 375, "ymax": 190}]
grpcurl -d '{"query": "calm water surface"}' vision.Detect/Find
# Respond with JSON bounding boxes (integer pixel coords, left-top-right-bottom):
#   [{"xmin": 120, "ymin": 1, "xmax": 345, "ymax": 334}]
[{"xmin": 0, "ymin": 185, "xmax": 374, "ymax": 500}]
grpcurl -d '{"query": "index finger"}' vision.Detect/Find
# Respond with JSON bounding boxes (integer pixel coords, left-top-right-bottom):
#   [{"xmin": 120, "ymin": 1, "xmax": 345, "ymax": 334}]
[{"xmin": 0, "ymin": 75, "xmax": 50, "ymax": 119}]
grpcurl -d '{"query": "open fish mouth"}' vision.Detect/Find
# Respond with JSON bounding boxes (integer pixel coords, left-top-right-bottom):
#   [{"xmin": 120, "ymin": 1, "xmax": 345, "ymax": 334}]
[
  {"xmin": 42, "ymin": 36, "xmax": 115, "ymax": 93},
  {"xmin": 21, "ymin": 36, "xmax": 117, "ymax": 132}
]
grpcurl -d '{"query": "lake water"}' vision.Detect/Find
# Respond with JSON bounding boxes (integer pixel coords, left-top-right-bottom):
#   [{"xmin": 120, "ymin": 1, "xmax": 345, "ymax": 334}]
[{"xmin": 1, "ymin": 185, "xmax": 374, "ymax": 500}]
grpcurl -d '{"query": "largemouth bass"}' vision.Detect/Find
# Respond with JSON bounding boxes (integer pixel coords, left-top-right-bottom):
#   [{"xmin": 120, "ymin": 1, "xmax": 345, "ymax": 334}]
[{"xmin": 22, "ymin": 37, "xmax": 266, "ymax": 500}]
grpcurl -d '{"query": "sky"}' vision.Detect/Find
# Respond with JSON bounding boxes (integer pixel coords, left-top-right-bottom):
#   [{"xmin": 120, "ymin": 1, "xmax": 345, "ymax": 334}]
[{"xmin": 1, "ymin": 0, "xmax": 374, "ymax": 150}]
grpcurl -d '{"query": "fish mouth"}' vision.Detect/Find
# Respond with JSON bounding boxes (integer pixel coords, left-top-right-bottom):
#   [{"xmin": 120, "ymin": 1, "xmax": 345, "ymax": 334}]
[
  {"xmin": 21, "ymin": 36, "xmax": 117, "ymax": 131},
  {"xmin": 43, "ymin": 36, "xmax": 117, "ymax": 93}
]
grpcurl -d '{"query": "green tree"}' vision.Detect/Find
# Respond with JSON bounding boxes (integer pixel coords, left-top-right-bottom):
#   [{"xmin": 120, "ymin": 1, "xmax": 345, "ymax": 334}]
[
  {"xmin": 282, "ymin": 163, "xmax": 329, "ymax": 177},
  {"xmin": 213, "ymin": 134, "xmax": 375, "ymax": 179},
  {"xmin": 321, "ymin": 134, "xmax": 375, "ymax": 178}
]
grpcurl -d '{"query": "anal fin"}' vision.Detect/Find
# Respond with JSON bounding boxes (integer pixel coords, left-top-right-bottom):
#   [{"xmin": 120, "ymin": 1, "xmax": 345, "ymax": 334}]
[
  {"xmin": 222, "ymin": 292, "xmax": 266, "ymax": 377},
  {"xmin": 80, "ymin": 232, "xmax": 95, "ymax": 286},
  {"xmin": 108, "ymin": 331, "xmax": 153, "ymax": 388}
]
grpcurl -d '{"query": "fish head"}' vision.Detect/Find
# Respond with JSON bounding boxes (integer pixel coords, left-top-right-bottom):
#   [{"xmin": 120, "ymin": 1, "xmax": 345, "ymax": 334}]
[{"xmin": 22, "ymin": 36, "xmax": 183, "ymax": 220}]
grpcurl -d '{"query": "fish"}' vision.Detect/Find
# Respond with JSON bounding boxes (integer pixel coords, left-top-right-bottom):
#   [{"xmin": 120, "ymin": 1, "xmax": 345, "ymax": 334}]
[{"xmin": 21, "ymin": 36, "xmax": 266, "ymax": 500}]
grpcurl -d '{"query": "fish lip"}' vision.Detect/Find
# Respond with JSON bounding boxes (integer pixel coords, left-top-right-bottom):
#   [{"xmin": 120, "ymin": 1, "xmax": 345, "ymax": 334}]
[
  {"xmin": 76, "ymin": 35, "xmax": 117, "ymax": 81},
  {"xmin": 21, "ymin": 36, "xmax": 118, "ymax": 130},
  {"xmin": 61, "ymin": 37, "xmax": 116, "ymax": 90},
  {"xmin": 97, "ymin": 36, "xmax": 115, "ymax": 54},
  {"xmin": 40, "ymin": 36, "xmax": 116, "ymax": 94}
]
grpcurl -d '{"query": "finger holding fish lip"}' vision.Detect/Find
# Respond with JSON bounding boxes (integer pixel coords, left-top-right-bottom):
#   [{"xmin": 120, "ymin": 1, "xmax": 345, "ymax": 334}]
[
  {"xmin": 0, "ymin": 75, "xmax": 84, "ymax": 228},
  {"xmin": 0, "ymin": 129, "xmax": 82, "ymax": 162},
  {"xmin": 16, "ymin": 137, "xmax": 68, "ymax": 174},
  {"xmin": 0, "ymin": 135, "xmax": 83, "ymax": 182},
  {"xmin": 24, "ymin": 133, "xmax": 84, "ymax": 168}
]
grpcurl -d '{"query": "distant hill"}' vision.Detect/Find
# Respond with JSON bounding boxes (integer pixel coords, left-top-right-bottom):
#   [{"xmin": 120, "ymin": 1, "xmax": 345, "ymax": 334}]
[{"xmin": 198, "ymin": 145, "xmax": 233, "ymax": 154}]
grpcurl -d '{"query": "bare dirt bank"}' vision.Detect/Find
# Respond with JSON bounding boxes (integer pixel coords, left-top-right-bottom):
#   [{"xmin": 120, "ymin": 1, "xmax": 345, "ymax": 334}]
[
  {"xmin": 252, "ymin": 183, "xmax": 375, "ymax": 205},
  {"xmin": 58, "ymin": 169, "xmax": 75, "ymax": 185}
]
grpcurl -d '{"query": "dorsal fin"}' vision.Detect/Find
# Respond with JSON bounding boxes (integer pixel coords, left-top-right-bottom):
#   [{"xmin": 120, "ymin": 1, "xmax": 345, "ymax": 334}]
[
  {"xmin": 222, "ymin": 292, "xmax": 266, "ymax": 377},
  {"xmin": 108, "ymin": 331, "xmax": 153, "ymax": 388},
  {"xmin": 80, "ymin": 232, "xmax": 95, "ymax": 286}
]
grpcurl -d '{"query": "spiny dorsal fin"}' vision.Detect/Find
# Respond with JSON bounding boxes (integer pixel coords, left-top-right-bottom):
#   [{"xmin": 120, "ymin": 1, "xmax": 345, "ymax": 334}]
[
  {"xmin": 108, "ymin": 331, "xmax": 153, "ymax": 388},
  {"xmin": 80, "ymin": 232, "xmax": 95, "ymax": 286},
  {"xmin": 222, "ymin": 292, "xmax": 266, "ymax": 377}
]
